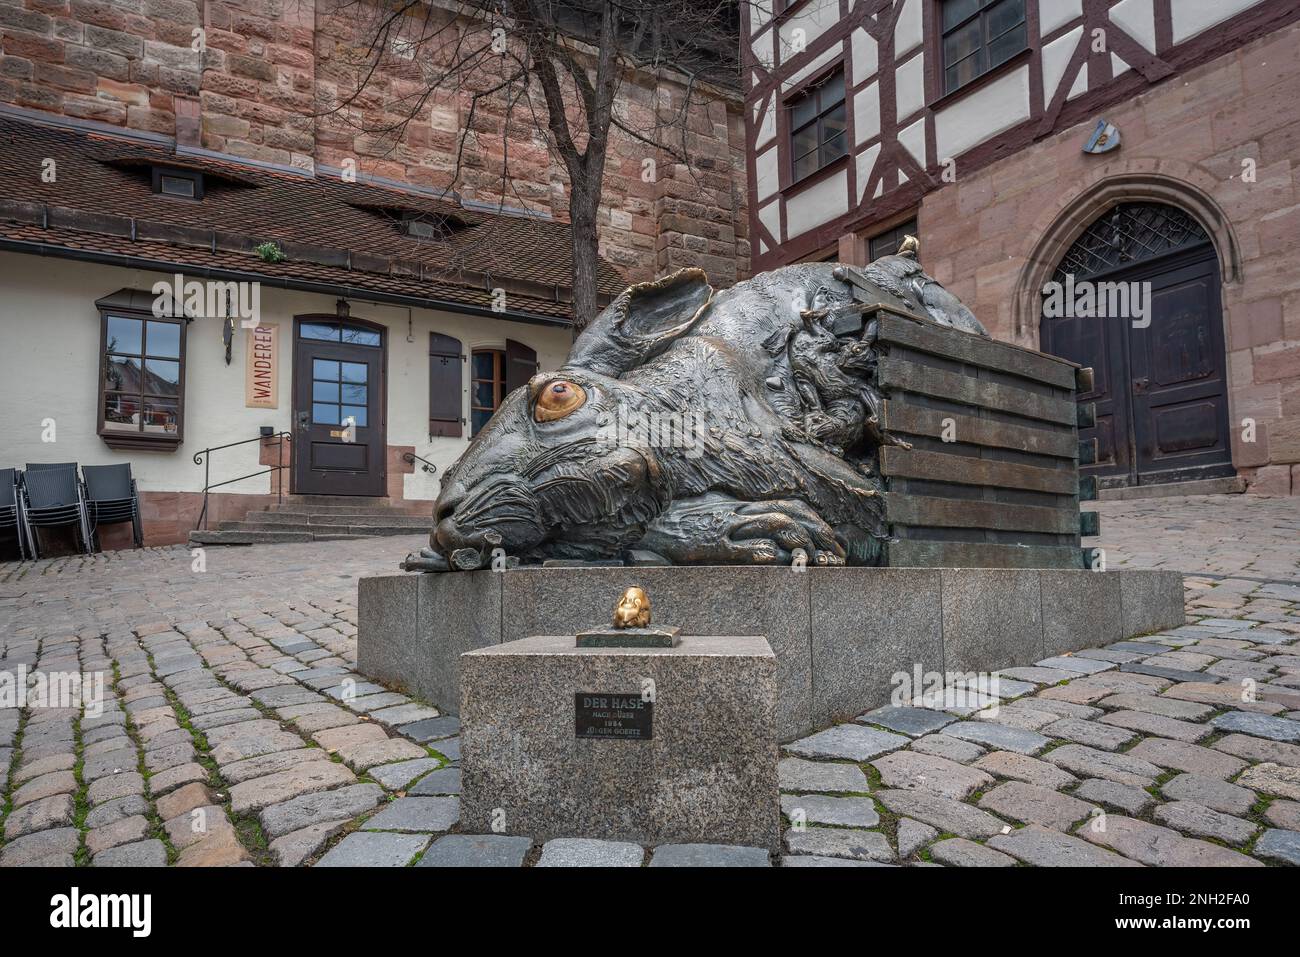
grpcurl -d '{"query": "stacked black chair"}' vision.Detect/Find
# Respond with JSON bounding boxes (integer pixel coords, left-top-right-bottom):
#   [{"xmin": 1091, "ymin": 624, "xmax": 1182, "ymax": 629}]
[
  {"xmin": 21, "ymin": 463, "xmax": 92, "ymax": 557},
  {"xmin": 0, "ymin": 468, "xmax": 29, "ymax": 560},
  {"xmin": 83, "ymin": 463, "xmax": 144, "ymax": 550}
]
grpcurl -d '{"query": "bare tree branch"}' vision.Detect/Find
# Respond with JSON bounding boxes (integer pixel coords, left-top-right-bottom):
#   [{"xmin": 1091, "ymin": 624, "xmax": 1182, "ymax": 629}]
[{"xmin": 315, "ymin": 0, "xmax": 743, "ymax": 333}]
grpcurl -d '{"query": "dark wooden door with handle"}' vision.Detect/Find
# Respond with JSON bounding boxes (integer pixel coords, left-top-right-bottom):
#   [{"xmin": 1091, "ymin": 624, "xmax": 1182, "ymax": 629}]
[{"xmin": 292, "ymin": 317, "xmax": 387, "ymax": 496}]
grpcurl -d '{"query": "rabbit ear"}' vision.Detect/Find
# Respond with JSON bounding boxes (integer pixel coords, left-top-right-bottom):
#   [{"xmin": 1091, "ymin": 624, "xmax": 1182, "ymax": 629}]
[{"xmin": 565, "ymin": 268, "xmax": 713, "ymax": 377}]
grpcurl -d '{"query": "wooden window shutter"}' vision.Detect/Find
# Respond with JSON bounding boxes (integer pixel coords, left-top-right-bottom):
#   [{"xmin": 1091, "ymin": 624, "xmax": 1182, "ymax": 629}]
[
  {"xmin": 505, "ymin": 339, "xmax": 538, "ymax": 395},
  {"xmin": 429, "ymin": 332, "xmax": 463, "ymax": 438}
]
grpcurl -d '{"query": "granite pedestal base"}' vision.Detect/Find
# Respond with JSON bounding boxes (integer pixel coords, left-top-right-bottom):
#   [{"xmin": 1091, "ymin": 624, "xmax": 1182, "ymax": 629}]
[
  {"xmin": 459, "ymin": 634, "xmax": 779, "ymax": 850},
  {"xmin": 358, "ymin": 565, "xmax": 1185, "ymax": 741}
]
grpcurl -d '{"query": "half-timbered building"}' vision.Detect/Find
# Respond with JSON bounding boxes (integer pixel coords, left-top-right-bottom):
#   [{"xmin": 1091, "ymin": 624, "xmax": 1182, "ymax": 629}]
[{"xmin": 744, "ymin": 0, "xmax": 1300, "ymax": 494}]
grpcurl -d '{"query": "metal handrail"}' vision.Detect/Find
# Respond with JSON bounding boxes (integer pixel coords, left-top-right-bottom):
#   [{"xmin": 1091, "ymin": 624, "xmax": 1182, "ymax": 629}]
[
  {"xmin": 401, "ymin": 451, "xmax": 438, "ymax": 475},
  {"xmin": 193, "ymin": 432, "xmax": 292, "ymax": 531}
]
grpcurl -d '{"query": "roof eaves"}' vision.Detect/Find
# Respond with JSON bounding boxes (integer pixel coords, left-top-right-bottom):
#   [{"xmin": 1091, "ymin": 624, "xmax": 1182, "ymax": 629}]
[{"xmin": 0, "ymin": 232, "xmax": 576, "ymax": 329}]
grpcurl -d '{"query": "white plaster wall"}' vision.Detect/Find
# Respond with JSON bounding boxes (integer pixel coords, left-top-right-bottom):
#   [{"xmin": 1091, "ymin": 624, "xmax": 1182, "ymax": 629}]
[
  {"xmin": 1110, "ymin": 0, "xmax": 1157, "ymax": 53},
  {"xmin": 778, "ymin": 0, "xmax": 840, "ymax": 62},
  {"xmin": 1172, "ymin": 0, "xmax": 1264, "ymax": 44},
  {"xmin": 785, "ymin": 169, "xmax": 849, "ymax": 237},
  {"xmin": 1039, "ymin": 0, "xmax": 1082, "ymax": 36},
  {"xmin": 895, "ymin": 52, "xmax": 926, "ymax": 121},
  {"xmin": 851, "ymin": 27, "xmax": 878, "ymax": 86},
  {"xmin": 0, "ymin": 252, "xmax": 573, "ymax": 502},
  {"xmin": 853, "ymin": 80, "xmax": 881, "ymax": 144},
  {"xmin": 893, "ymin": 0, "xmax": 923, "ymax": 58},
  {"xmin": 757, "ymin": 199, "xmax": 783, "ymax": 246},
  {"xmin": 856, "ymin": 143, "xmax": 880, "ymax": 201},
  {"xmin": 1068, "ymin": 63, "xmax": 1088, "ymax": 100},
  {"xmin": 898, "ymin": 116, "xmax": 927, "ymax": 168},
  {"xmin": 755, "ymin": 143, "xmax": 780, "ymax": 202},
  {"xmin": 1042, "ymin": 27, "xmax": 1082, "ymax": 105},
  {"xmin": 934, "ymin": 64, "xmax": 1031, "ymax": 160},
  {"xmin": 754, "ymin": 98, "xmax": 776, "ymax": 150}
]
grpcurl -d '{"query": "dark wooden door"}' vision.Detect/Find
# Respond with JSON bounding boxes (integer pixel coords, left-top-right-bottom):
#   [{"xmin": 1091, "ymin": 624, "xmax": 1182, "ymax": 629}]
[
  {"xmin": 1127, "ymin": 253, "xmax": 1233, "ymax": 481},
  {"xmin": 292, "ymin": 318, "xmax": 386, "ymax": 496},
  {"xmin": 1041, "ymin": 296, "xmax": 1132, "ymax": 479},
  {"xmin": 1042, "ymin": 245, "xmax": 1232, "ymax": 486}
]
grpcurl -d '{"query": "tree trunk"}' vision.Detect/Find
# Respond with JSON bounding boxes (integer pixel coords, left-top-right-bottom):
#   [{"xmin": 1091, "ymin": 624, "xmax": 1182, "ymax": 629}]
[{"xmin": 568, "ymin": 183, "xmax": 602, "ymax": 339}]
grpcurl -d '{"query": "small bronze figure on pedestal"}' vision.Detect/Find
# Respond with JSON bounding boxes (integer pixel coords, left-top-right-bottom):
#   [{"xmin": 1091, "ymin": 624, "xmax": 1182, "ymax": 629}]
[
  {"xmin": 576, "ymin": 586, "xmax": 679, "ymax": 648},
  {"xmin": 613, "ymin": 586, "xmax": 651, "ymax": 629}
]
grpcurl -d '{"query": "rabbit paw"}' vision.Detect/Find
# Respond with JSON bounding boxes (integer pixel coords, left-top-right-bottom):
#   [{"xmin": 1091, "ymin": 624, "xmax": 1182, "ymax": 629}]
[
  {"xmin": 731, "ymin": 499, "xmax": 846, "ymax": 565},
  {"xmin": 738, "ymin": 539, "xmax": 781, "ymax": 564},
  {"xmin": 637, "ymin": 492, "xmax": 851, "ymax": 566}
]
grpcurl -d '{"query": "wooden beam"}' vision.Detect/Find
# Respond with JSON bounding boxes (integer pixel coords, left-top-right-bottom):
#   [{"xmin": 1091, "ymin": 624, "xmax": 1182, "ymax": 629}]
[
  {"xmin": 877, "ymin": 314, "xmax": 1078, "ymax": 389},
  {"xmin": 880, "ymin": 447, "xmax": 1079, "ymax": 494},
  {"xmin": 885, "ymin": 493, "xmax": 1080, "ymax": 534},
  {"xmin": 877, "ymin": 357, "xmax": 1078, "ymax": 426},
  {"xmin": 881, "ymin": 403, "xmax": 1078, "ymax": 458}
]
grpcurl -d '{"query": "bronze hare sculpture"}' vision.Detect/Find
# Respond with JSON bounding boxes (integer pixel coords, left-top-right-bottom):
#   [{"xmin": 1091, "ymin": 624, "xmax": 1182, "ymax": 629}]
[{"xmin": 409, "ymin": 244, "xmax": 987, "ymax": 572}]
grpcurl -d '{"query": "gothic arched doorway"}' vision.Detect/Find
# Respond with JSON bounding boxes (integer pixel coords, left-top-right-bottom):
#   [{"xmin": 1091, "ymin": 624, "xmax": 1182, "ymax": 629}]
[{"xmin": 1040, "ymin": 201, "xmax": 1233, "ymax": 488}]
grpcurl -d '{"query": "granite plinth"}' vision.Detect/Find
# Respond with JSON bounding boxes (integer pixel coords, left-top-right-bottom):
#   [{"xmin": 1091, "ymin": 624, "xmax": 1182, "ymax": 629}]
[
  {"xmin": 459, "ymin": 634, "xmax": 779, "ymax": 849},
  {"xmin": 358, "ymin": 565, "xmax": 1184, "ymax": 741}
]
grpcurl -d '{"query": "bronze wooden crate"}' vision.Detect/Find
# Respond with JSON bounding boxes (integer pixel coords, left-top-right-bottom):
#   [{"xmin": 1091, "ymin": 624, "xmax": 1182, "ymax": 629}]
[{"xmin": 874, "ymin": 311, "xmax": 1094, "ymax": 569}]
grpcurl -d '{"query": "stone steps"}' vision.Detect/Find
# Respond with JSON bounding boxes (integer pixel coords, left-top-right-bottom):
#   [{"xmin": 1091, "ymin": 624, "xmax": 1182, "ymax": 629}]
[
  {"xmin": 1097, "ymin": 476, "xmax": 1245, "ymax": 501},
  {"xmin": 187, "ymin": 530, "xmax": 368, "ymax": 545},
  {"xmin": 280, "ymin": 494, "xmax": 399, "ymax": 507},
  {"xmin": 218, "ymin": 521, "xmax": 425, "ymax": 536},
  {"xmin": 241, "ymin": 511, "xmax": 430, "ymax": 527},
  {"xmin": 188, "ymin": 498, "xmax": 430, "ymax": 546}
]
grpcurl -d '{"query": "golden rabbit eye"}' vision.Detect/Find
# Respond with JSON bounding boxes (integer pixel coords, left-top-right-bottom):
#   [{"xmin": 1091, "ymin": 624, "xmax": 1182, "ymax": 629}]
[{"xmin": 534, "ymin": 380, "xmax": 586, "ymax": 422}]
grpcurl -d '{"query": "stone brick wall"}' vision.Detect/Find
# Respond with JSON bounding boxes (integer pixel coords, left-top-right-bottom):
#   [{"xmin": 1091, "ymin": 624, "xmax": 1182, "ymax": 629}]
[
  {"xmin": 906, "ymin": 23, "xmax": 1300, "ymax": 494},
  {"xmin": 200, "ymin": 0, "xmax": 317, "ymax": 169},
  {"xmin": 0, "ymin": 0, "xmax": 748, "ymax": 286},
  {"xmin": 0, "ymin": 0, "xmax": 202, "ymax": 129}
]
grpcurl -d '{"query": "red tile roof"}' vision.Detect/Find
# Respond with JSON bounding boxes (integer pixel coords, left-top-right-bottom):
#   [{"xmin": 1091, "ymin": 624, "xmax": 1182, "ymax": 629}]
[{"xmin": 0, "ymin": 114, "xmax": 627, "ymax": 323}]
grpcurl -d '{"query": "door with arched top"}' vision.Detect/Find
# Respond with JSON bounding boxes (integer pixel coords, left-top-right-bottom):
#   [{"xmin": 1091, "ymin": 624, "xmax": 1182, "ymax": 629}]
[{"xmin": 1040, "ymin": 202, "xmax": 1233, "ymax": 487}]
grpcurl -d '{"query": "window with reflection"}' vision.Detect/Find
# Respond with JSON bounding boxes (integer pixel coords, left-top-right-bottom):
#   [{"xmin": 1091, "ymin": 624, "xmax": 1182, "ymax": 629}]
[
  {"xmin": 789, "ymin": 68, "xmax": 847, "ymax": 183},
  {"xmin": 941, "ymin": 0, "xmax": 1027, "ymax": 94},
  {"xmin": 312, "ymin": 358, "xmax": 369, "ymax": 427},
  {"xmin": 471, "ymin": 349, "xmax": 505, "ymax": 435},
  {"xmin": 298, "ymin": 320, "xmax": 382, "ymax": 347},
  {"xmin": 99, "ymin": 309, "xmax": 186, "ymax": 448}
]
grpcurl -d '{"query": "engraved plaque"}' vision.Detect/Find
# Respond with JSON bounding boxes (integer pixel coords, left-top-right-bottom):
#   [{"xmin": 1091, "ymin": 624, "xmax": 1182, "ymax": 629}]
[{"xmin": 574, "ymin": 692, "xmax": 652, "ymax": 740}]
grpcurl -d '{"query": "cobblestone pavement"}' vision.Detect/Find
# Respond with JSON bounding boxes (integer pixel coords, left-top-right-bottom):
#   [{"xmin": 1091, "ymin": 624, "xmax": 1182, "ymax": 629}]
[
  {"xmin": 779, "ymin": 576, "xmax": 1300, "ymax": 867},
  {"xmin": 1, "ymin": 495, "xmax": 1299, "ymax": 866},
  {"xmin": 1091, "ymin": 494, "xmax": 1300, "ymax": 582}
]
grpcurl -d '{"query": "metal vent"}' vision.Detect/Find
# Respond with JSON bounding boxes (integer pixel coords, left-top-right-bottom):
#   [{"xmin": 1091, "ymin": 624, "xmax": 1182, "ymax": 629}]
[{"xmin": 1053, "ymin": 202, "xmax": 1210, "ymax": 282}]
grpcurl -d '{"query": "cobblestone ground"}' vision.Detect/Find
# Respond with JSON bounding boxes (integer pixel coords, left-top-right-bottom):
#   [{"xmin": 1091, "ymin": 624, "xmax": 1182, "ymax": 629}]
[
  {"xmin": 1091, "ymin": 494, "xmax": 1300, "ymax": 582},
  {"xmin": 1, "ymin": 494, "xmax": 1298, "ymax": 866}
]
